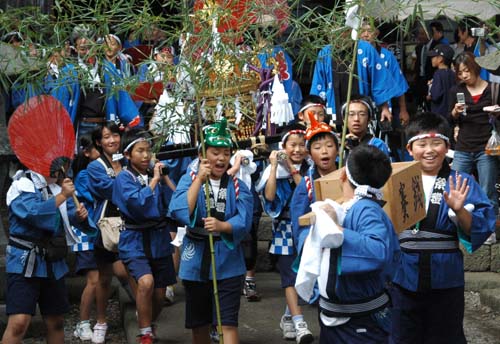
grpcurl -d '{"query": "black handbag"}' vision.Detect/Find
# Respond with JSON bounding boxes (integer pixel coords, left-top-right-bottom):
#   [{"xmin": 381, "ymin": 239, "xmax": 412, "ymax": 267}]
[{"xmin": 43, "ymin": 235, "xmax": 68, "ymax": 262}]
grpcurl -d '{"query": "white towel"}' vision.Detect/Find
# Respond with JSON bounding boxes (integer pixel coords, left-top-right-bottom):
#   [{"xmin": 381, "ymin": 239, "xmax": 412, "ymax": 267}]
[
  {"xmin": 229, "ymin": 150, "xmax": 257, "ymax": 189},
  {"xmin": 295, "ymin": 199, "xmax": 344, "ymax": 302},
  {"xmin": 171, "ymin": 226, "xmax": 187, "ymax": 247}
]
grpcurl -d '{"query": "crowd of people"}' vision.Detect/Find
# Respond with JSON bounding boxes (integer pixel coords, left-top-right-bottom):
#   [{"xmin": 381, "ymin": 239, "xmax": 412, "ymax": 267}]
[{"xmin": 1, "ymin": 9, "xmax": 500, "ymax": 344}]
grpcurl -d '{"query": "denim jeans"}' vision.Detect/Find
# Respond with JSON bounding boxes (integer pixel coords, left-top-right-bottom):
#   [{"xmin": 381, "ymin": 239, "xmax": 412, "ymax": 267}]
[{"xmin": 452, "ymin": 150, "xmax": 499, "ymax": 214}]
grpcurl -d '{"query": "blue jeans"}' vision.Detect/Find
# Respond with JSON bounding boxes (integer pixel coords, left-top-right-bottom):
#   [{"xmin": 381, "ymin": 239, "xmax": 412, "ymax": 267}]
[{"xmin": 452, "ymin": 150, "xmax": 498, "ymax": 214}]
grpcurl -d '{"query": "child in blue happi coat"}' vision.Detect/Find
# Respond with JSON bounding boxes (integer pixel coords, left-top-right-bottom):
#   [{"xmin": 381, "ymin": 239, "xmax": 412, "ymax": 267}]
[
  {"xmin": 71, "ymin": 136, "xmax": 101, "ymax": 340},
  {"xmin": 300, "ymin": 145, "xmax": 400, "ymax": 344},
  {"xmin": 290, "ymin": 113, "xmax": 339, "ymax": 258},
  {"xmin": 168, "ymin": 118, "xmax": 253, "ymax": 344},
  {"xmin": 112, "ymin": 127, "xmax": 177, "ymax": 343},
  {"xmin": 390, "ymin": 112, "xmax": 496, "ymax": 344},
  {"xmin": 2, "ymin": 163, "xmax": 94, "ymax": 343},
  {"xmin": 256, "ymin": 124, "xmax": 314, "ymax": 343}
]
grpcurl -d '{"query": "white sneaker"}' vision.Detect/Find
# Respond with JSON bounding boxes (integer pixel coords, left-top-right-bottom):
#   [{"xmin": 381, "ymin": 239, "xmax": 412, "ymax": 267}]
[
  {"xmin": 165, "ymin": 285, "xmax": 175, "ymax": 304},
  {"xmin": 74, "ymin": 320, "xmax": 93, "ymax": 341},
  {"xmin": 91, "ymin": 322, "xmax": 108, "ymax": 344},
  {"xmin": 280, "ymin": 315, "xmax": 296, "ymax": 339},
  {"xmin": 485, "ymin": 233, "xmax": 497, "ymax": 245},
  {"xmin": 295, "ymin": 321, "xmax": 314, "ymax": 344}
]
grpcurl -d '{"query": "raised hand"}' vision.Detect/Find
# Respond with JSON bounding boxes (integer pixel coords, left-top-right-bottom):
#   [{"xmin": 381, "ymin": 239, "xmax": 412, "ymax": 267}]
[{"xmin": 443, "ymin": 172, "xmax": 470, "ymax": 212}]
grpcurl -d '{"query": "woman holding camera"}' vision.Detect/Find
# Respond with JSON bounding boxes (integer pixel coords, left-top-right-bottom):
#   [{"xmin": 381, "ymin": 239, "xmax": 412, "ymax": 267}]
[{"xmin": 450, "ymin": 52, "xmax": 499, "ymax": 244}]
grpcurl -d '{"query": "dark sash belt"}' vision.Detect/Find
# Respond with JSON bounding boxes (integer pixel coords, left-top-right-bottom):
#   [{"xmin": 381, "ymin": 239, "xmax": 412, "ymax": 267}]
[
  {"xmin": 186, "ymin": 227, "xmax": 221, "ymax": 281},
  {"xmin": 319, "ymin": 292, "xmax": 390, "ymax": 318},
  {"xmin": 399, "ymin": 229, "xmax": 459, "ymax": 253}
]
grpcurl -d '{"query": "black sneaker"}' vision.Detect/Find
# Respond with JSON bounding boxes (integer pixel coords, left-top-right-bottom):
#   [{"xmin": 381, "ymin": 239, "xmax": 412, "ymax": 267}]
[{"xmin": 243, "ymin": 279, "xmax": 261, "ymax": 302}]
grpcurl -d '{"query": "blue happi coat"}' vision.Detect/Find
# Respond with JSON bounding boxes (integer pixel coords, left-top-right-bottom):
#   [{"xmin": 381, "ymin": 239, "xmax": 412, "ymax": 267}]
[
  {"xmin": 393, "ymin": 170, "xmax": 495, "ymax": 291},
  {"xmin": 51, "ymin": 59, "xmax": 139, "ymax": 125},
  {"xmin": 379, "ymin": 47, "xmax": 409, "ymax": 96},
  {"xmin": 168, "ymin": 171, "xmax": 253, "ymax": 282},
  {"xmin": 319, "ymin": 199, "xmax": 400, "ymax": 303},
  {"xmin": 71, "ymin": 169, "xmax": 96, "ymax": 252},
  {"xmin": 309, "ymin": 40, "xmax": 404, "ymax": 118},
  {"xmin": 87, "ymin": 157, "xmax": 126, "ymax": 230},
  {"xmin": 6, "ymin": 171, "xmax": 94, "ymax": 280},
  {"xmin": 112, "ymin": 168, "xmax": 174, "ymax": 259},
  {"xmin": 290, "ymin": 167, "xmax": 319, "ymax": 254},
  {"xmin": 261, "ymin": 171, "xmax": 297, "ymax": 256}
]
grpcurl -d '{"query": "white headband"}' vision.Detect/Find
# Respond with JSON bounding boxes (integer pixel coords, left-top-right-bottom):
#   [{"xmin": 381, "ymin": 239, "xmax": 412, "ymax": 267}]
[
  {"xmin": 407, "ymin": 133, "xmax": 449, "ymax": 145},
  {"xmin": 298, "ymin": 103, "xmax": 326, "ymax": 114},
  {"xmin": 281, "ymin": 129, "xmax": 306, "ymax": 144},
  {"xmin": 345, "ymin": 160, "xmax": 383, "ymax": 200},
  {"xmin": 105, "ymin": 34, "xmax": 121, "ymax": 47},
  {"xmin": 124, "ymin": 137, "xmax": 148, "ymax": 153}
]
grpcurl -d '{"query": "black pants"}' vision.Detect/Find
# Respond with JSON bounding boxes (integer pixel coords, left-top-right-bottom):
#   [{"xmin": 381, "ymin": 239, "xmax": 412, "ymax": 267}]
[{"xmin": 389, "ymin": 284, "xmax": 466, "ymax": 344}]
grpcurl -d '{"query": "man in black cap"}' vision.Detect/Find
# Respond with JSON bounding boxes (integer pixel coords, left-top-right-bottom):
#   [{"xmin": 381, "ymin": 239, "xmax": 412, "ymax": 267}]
[{"xmin": 426, "ymin": 44, "xmax": 456, "ymax": 120}]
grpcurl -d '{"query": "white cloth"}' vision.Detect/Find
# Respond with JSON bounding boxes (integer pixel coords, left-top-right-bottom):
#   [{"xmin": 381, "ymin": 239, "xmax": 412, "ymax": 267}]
[
  {"xmin": 6, "ymin": 170, "xmax": 79, "ymax": 246},
  {"xmin": 6, "ymin": 170, "xmax": 49, "ymax": 206},
  {"xmin": 344, "ymin": 4, "xmax": 360, "ymax": 40},
  {"xmin": 153, "ymin": 90, "xmax": 191, "ymax": 144},
  {"xmin": 229, "ymin": 150, "xmax": 257, "ymax": 189},
  {"xmin": 295, "ymin": 199, "xmax": 344, "ymax": 302},
  {"xmin": 47, "ymin": 183, "xmax": 79, "ymax": 246},
  {"xmin": 448, "ymin": 203, "xmax": 475, "ymax": 227},
  {"xmin": 256, "ymin": 163, "xmax": 297, "ymax": 192},
  {"xmin": 270, "ymin": 75, "xmax": 294, "ymax": 126},
  {"xmin": 210, "ymin": 178, "xmax": 220, "ymax": 198},
  {"xmin": 171, "ymin": 226, "xmax": 187, "ymax": 247}
]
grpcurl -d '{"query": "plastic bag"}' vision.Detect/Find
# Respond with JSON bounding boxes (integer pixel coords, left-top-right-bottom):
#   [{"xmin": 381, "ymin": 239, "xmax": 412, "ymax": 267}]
[{"xmin": 485, "ymin": 130, "xmax": 500, "ymax": 156}]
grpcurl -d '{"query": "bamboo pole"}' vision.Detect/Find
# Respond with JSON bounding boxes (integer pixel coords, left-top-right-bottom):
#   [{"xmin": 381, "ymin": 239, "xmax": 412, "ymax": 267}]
[{"xmin": 195, "ymin": 99, "xmax": 224, "ymax": 344}]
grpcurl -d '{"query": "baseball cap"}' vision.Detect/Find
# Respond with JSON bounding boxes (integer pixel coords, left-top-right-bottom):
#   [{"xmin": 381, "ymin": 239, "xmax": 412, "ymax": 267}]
[{"xmin": 427, "ymin": 44, "xmax": 455, "ymax": 61}]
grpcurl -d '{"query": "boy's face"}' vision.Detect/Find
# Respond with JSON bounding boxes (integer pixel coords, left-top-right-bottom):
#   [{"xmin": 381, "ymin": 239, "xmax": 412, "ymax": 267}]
[
  {"xmin": 104, "ymin": 36, "xmax": 121, "ymax": 59},
  {"xmin": 76, "ymin": 37, "xmax": 91, "ymax": 59},
  {"xmin": 126, "ymin": 140, "xmax": 152, "ymax": 175},
  {"xmin": 299, "ymin": 106, "xmax": 326, "ymax": 127},
  {"xmin": 407, "ymin": 135, "xmax": 448, "ymax": 176},
  {"xmin": 283, "ymin": 134, "xmax": 306, "ymax": 164},
  {"xmin": 98, "ymin": 127, "xmax": 121, "ymax": 156},
  {"xmin": 202, "ymin": 146, "xmax": 231, "ymax": 180},
  {"xmin": 155, "ymin": 51, "xmax": 174, "ymax": 65},
  {"xmin": 309, "ymin": 136, "xmax": 338, "ymax": 176},
  {"xmin": 431, "ymin": 55, "xmax": 442, "ymax": 68},
  {"xmin": 347, "ymin": 102, "xmax": 370, "ymax": 138}
]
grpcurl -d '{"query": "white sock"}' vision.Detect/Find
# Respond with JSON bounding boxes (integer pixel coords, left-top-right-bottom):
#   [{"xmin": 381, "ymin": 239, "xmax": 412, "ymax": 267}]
[
  {"xmin": 292, "ymin": 315, "xmax": 305, "ymax": 328},
  {"xmin": 140, "ymin": 326, "xmax": 152, "ymax": 335}
]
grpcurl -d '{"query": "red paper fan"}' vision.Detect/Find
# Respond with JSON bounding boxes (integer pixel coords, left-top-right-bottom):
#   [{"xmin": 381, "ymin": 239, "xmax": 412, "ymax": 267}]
[
  {"xmin": 130, "ymin": 81, "xmax": 164, "ymax": 101},
  {"xmin": 8, "ymin": 95, "xmax": 75, "ymax": 177}
]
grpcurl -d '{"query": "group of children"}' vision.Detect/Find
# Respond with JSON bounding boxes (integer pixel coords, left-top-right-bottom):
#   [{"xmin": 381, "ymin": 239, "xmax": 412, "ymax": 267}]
[{"xmin": 3, "ymin": 85, "xmax": 497, "ymax": 344}]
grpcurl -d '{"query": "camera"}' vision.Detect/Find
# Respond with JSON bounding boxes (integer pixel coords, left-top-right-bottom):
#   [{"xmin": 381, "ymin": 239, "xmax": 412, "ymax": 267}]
[
  {"xmin": 160, "ymin": 166, "xmax": 169, "ymax": 175},
  {"xmin": 471, "ymin": 27, "xmax": 485, "ymax": 37},
  {"xmin": 346, "ymin": 137, "xmax": 360, "ymax": 150},
  {"xmin": 277, "ymin": 151, "xmax": 288, "ymax": 162},
  {"xmin": 241, "ymin": 157, "xmax": 250, "ymax": 166}
]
